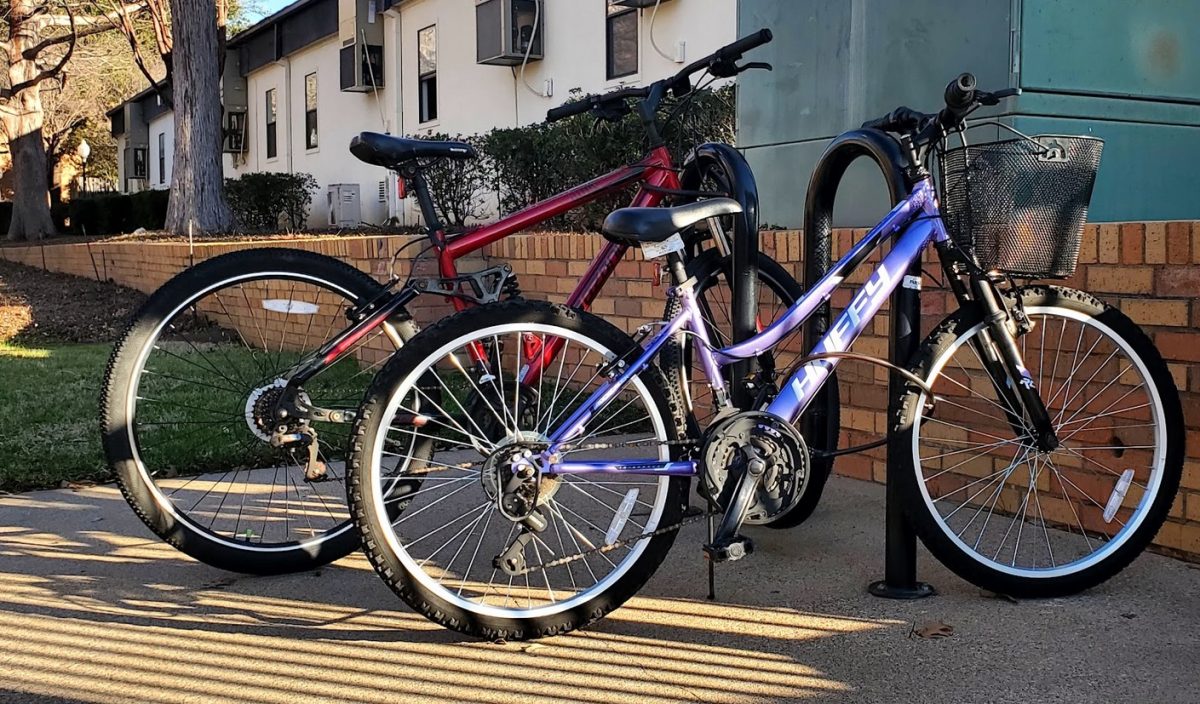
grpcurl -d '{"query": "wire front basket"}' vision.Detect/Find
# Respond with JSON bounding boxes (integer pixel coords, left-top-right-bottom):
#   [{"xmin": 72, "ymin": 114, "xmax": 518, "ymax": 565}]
[{"xmin": 940, "ymin": 134, "xmax": 1103, "ymax": 279}]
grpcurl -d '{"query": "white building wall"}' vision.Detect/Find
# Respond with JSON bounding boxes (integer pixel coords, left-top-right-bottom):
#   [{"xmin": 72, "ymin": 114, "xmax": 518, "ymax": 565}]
[
  {"xmin": 148, "ymin": 113, "xmax": 174, "ymax": 190},
  {"xmin": 395, "ymin": 0, "xmax": 738, "ymax": 138},
  {"xmin": 234, "ymin": 23, "xmax": 399, "ymax": 228}
]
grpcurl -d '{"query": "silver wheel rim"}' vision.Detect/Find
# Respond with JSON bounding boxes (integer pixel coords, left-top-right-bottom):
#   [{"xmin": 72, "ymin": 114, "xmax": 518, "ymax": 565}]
[
  {"xmin": 912, "ymin": 304, "xmax": 1166, "ymax": 578},
  {"xmin": 126, "ymin": 270, "xmax": 397, "ymax": 553},
  {"xmin": 366, "ymin": 321, "xmax": 672, "ymax": 619}
]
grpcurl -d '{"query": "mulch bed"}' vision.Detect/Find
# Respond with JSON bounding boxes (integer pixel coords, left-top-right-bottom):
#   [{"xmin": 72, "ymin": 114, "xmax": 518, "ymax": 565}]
[{"xmin": 0, "ymin": 259, "xmax": 146, "ymax": 344}]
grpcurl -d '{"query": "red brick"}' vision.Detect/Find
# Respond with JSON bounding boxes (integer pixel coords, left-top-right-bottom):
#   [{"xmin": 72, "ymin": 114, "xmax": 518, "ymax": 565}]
[
  {"xmin": 1145, "ymin": 222, "xmax": 1167, "ymax": 264},
  {"xmin": 1156, "ymin": 267, "xmax": 1200, "ymax": 298},
  {"xmin": 1120, "ymin": 223, "xmax": 1145, "ymax": 264},
  {"xmin": 1167, "ymin": 222, "xmax": 1192, "ymax": 264},
  {"xmin": 1098, "ymin": 224, "xmax": 1120, "ymax": 263},
  {"xmin": 1087, "ymin": 266, "xmax": 1154, "ymax": 294},
  {"xmin": 1121, "ymin": 299, "xmax": 1190, "ymax": 327}
]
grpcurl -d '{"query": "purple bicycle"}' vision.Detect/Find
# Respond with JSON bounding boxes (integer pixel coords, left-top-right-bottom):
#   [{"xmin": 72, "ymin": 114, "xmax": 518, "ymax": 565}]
[{"xmin": 347, "ymin": 74, "xmax": 1183, "ymax": 639}]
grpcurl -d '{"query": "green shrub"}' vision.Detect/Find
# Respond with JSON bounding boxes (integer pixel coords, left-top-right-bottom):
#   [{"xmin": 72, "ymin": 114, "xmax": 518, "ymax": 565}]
[
  {"xmin": 225, "ymin": 172, "xmax": 319, "ymax": 231},
  {"xmin": 477, "ymin": 85, "xmax": 735, "ymax": 231},
  {"xmin": 66, "ymin": 190, "xmax": 169, "ymax": 236},
  {"xmin": 128, "ymin": 189, "xmax": 170, "ymax": 229},
  {"xmin": 421, "ymin": 133, "xmax": 491, "ymax": 228}
]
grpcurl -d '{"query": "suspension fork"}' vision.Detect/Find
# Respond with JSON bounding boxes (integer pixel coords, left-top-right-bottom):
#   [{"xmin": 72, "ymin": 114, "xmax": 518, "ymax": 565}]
[{"xmin": 963, "ymin": 273, "xmax": 1059, "ymax": 451}]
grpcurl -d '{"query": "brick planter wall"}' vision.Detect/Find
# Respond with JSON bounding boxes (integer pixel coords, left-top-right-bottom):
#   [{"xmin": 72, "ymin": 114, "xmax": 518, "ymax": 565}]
[{"xmin": 3, "ymin": 223, "xmax": 1198, "ymax": 559}]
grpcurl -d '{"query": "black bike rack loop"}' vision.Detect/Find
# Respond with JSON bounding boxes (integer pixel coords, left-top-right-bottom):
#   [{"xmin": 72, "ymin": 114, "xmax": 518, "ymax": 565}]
[
  {"xmin": 682, "ymin": 143, "xmax": 761, "ymax": 408},
  {"xmin": 801, "ymin": 128, "xmax": 935, "ymax": 599}
]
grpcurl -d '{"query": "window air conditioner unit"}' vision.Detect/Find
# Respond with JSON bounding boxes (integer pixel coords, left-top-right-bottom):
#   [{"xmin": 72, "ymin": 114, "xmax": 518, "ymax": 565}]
[
  {"xmin": 476, "ymin": 0, "xmax": 543, "ymax": 66},
  {"xmin": 339, "ymin": 0, "xmax": 385, "ymax": 91},
  {"xmin": 611, "ymin": 0, "xmax": 675, "ymax": 7}
]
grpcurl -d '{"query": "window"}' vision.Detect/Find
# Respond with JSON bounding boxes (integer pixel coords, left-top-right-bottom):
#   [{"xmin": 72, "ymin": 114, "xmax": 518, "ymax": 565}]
[
  {"xmin": 265, "ymin": 88, "xmax": 278, "ymax": 159},
  {"xmin": 304, "ymin": 73, "xmax": 319, "ymax": 150},
  {"xmin": 132, "ymin": 147, "xmax": 147, "ymax": 179},
  {"xmin": 606, "ymin": 2, "xmax": 638, "ymax": 80},
  {"xmin": 157, "ymin": 132, "xmax": 165, "ymax": 184},
  {"xmin": 418, "ymin": 25, "xmax": 438, "ymax": 123}
]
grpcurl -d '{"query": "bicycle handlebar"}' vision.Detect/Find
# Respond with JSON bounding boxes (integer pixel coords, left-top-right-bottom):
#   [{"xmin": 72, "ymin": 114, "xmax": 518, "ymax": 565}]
[
  {"xmin": 860, "ymin": 72, "xmax": 1020, "ymax": 142},
  {"xmin": 545, "ymin": 29, "xmax": 773, "ymax": 124}
]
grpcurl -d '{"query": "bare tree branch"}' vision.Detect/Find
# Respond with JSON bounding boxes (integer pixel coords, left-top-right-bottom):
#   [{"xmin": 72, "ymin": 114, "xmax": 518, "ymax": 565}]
[
  {"xmin": 24, "ymin": 1, "xmax": 148, "ymax": 57},
  {"xmin": 9, "ymin": 3, "xmax": 76, "ymax": 94}
]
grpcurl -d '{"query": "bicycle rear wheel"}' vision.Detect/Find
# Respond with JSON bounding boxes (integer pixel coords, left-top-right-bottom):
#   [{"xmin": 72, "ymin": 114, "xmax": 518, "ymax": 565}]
[
  {"xmin": 102, "ymin": 248, "xmax": 417, "ymax": 574},
  {"xmin": 898, "ymin": 286, "xmax": 1183, "ymax": 596}
]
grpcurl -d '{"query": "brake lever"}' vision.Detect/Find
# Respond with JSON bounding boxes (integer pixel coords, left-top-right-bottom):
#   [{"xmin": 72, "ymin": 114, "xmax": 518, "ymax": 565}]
[
  {"xmin": 977, "ymin": 87, "xmax": 1022, "ymax": 106},
  {"xmin": 737, "ymin": 61, "xmax": 772, "ymax": 73}
]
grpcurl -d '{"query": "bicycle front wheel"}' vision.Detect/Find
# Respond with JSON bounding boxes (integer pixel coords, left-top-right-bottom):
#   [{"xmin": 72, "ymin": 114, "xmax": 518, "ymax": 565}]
[
  {"xmin": 348, "ymin": 300, "xmax": 687, "ymax": 640},
  {"xmin": 898, "ymin": 286, "xmax": 1183, "ymax": 596},
  {"xmin": 102, "ymin": 248, "xmax": 416, "ymax": 574}
]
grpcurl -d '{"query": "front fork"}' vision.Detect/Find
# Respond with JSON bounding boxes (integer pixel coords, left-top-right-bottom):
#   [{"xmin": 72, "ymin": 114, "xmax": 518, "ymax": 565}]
[{"xmin": 960, "ymin": 273, "xmax": 1060, "ymax": 452}]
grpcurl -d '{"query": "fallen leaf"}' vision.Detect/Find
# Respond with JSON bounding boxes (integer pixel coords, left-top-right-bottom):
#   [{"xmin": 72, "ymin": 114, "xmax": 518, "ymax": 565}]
[
  {"xmin": 980, "ymin": 589, "xmax": 1019, "ymax": 603},
  {"xmin": 521, "ymin": 643, "xmax": 549, "ymax": 655},
  {"xmin": 491, "ymin": 638, "xmax": 508, "ymax": 646},
  {"xmin": 911, "ymin": 621, "xmax": 954, "ymax": 640},
  {"xmin": 65, "ymin": 480, "xmax": 96, "ymax": 492}
]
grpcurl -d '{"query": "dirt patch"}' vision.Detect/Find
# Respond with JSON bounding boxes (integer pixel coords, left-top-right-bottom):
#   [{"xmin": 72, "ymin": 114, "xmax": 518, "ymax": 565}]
[{"xmin": 0, "ymin": 259, "xmax": 145, "ymax": 343}]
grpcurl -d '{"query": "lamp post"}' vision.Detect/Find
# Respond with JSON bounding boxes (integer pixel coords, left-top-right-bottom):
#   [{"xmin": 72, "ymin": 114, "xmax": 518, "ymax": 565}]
[{"xmin": 78, "ymin": 139, "xmax": 91, "ymax": 195}]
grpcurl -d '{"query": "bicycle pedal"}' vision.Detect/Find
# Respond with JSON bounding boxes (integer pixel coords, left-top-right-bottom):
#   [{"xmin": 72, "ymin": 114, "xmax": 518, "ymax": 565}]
[
  {"xmin": 702, "ymin": 536, "xmax": 754, "ymax": 563},
  {"xmin": 683, "ymin": 505, "xmax": 706, "ymax": 519}
]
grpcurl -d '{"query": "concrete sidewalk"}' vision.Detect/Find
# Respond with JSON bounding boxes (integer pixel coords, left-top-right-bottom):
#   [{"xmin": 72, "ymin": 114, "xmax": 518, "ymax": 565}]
[{"xmin": 0, "ymin": 476, "xmax": 1196, "ymax": 704}]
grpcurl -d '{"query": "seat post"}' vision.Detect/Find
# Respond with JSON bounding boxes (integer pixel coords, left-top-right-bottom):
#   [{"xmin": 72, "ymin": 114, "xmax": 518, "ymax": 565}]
[{"xmin": 406, "ymin": 169, "xmax": 444, "ymax": 246}]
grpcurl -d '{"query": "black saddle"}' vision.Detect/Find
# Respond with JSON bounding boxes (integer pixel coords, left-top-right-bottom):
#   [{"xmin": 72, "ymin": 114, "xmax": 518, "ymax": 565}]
[
  {"xmin": 601, "ymin": 198, "xmax": 743, "ymax": 246},
  {"xmin": 349, "ymin": 132, "xmax": 477, "ymax": 169}
]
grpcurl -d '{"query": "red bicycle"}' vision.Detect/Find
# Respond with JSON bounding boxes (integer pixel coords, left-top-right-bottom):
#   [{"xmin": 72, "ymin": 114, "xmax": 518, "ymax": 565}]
[{"xmin": 100, "ymin": 30, "xmax": 820, "ymax": 575}]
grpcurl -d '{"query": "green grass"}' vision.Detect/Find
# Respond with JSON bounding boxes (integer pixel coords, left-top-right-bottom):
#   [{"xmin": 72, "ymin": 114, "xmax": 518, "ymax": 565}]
[
  {"xmin": 0, "ymin": 342, "xmax": 111, "ymax": 491},
  {"xmin": 0, "ymin": 340, "xmax": 368, "ymax": 492}
]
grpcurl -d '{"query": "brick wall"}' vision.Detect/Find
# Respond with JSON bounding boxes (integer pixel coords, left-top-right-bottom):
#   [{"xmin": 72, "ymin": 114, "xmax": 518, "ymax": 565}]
[{"xmin": 3, "ymin": 223, "xmax": 1198, "ymax": 559}]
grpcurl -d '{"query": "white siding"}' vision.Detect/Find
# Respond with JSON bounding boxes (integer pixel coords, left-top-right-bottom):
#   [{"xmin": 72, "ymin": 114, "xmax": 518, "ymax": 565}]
[
  {"xmin": 396, "ymin": 0, "xmax": 738, "ymax": 137},
  {"xmin": 234, "ymin": 24, "xmax": 399, "ymax": 228},
  {"xmin": 148, "ymin": 113, "xmax": 174, "ymax": 190}
]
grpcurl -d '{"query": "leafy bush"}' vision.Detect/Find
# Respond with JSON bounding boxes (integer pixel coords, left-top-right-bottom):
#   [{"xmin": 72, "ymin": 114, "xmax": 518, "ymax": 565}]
[
  {"xmin": 225, "ymin": 172, "xmax": 319, "ymax": 231},
  {"xmin": 421, "ymin": 133, "xmax": 492, "ymax": 228},
  {"xmin": 67, "ymin": 190, "xmax": 170, "ymax": 236},
  {"xmin": 385, "ymin": 86, "xmax": 735, "ymax": 232}
]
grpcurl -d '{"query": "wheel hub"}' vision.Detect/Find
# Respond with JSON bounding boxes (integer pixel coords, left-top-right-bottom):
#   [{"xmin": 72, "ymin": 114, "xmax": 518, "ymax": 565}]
[{"xmin": 481, "ymin": 434, "xmax": 560, "ymax": 521}]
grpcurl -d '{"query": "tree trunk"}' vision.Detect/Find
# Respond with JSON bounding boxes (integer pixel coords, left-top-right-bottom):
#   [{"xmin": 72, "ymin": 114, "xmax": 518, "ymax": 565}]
[
  {"xmin": 165, "ymin": 0, "xmax": 233, "ymax": 235},
  {"xmin": 4, "ymin": 0, "xmax": 57, "ymax": 241}
]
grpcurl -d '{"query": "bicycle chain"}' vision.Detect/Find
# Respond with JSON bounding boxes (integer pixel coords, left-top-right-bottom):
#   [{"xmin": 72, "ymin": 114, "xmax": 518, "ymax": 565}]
[
  {"xmin": 506, "ymin": 435, "xmax": 712, "ymax": 576},
  {"xmin": 511, "ymin": 504, "xmax": 716, "ymax": 576}
]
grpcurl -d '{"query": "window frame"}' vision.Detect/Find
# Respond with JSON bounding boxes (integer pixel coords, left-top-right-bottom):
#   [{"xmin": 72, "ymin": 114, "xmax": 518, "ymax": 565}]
[
  {"xmin": 304, "ymin": 72, "xmax": 319, "ymax": 151},
  {"xmin": 417, "ymin": 24, "xmax": 438, "ymax": 124},
  {"xmin": 157, "ymin": 132, "xmax": 165, "ymax": 185},
  {"xmin": 605, "ymin": 3, "xmax": 639, "ymax": 81},
  {"xmin": 265, "ymin": 87, "xmax": 278, "ymax": 160},
  {"xmin": 132, "ymin": 147, "xmax": 147, "ymax": 180}
]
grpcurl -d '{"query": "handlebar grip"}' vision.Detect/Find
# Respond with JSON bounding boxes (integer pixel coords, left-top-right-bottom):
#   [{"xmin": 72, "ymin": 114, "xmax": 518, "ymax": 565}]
[
  {"xmin": 716, "ymin": 28, "xmax": 773, "ymax": 62},
  {"xmin": 546, "ymin": 99, "xmax": 593, "ymax": 123},
  {"xmin": 938, "ymin": 72, "xmax": 977, "ymax": 127}
]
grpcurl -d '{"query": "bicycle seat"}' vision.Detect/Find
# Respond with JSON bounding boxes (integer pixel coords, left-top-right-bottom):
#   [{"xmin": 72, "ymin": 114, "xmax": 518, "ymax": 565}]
[
  {"xmin": 349, "ymin": 132, "xmax": 477, "ymax": 169},
  {"xmin": 602, "ymin": 198, "xmax": 743, "ymax": 246}
]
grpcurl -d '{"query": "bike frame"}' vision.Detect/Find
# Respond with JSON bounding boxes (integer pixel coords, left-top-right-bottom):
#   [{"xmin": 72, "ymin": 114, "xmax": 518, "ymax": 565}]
[
  {"xmin": 290, "ymin": 148, "xmax": 679, "ymax": 384},
  {"xmin": 541, "ymin": 177, "xmax": 950, "ymax": 475}
]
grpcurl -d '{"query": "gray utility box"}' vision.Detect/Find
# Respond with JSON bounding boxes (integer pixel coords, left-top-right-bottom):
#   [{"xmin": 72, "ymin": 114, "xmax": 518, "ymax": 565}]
[
  {"xmin": 476, "ymin": 0, "xmax": 543, "ymax": 66},
  {"xmin": 738, "ymin": 0, "xmax": 1200, "ymax": 226},
  {"xmin": 329, "ymin": 184, "xmax": 362, "ymax": 228}
]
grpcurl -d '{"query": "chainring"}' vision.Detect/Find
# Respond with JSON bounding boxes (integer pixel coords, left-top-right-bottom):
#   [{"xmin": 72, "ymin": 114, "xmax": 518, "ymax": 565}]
[{"xmin": 700, "ymin": 411, "xmax": 809, "ymax": 524}]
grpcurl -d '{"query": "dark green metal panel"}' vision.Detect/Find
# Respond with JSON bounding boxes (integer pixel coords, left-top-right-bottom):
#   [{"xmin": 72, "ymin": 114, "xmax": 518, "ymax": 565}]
[{"xmin": 1021, "ymin": 0, "xmax": 1200, "ymax": 102}]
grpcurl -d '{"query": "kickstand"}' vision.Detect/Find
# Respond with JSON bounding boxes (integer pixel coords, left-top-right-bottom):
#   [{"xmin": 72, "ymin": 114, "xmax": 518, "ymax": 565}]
[{"xmin": 706, "ymin": 513, "xmax": 717, "ymax": 601}]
